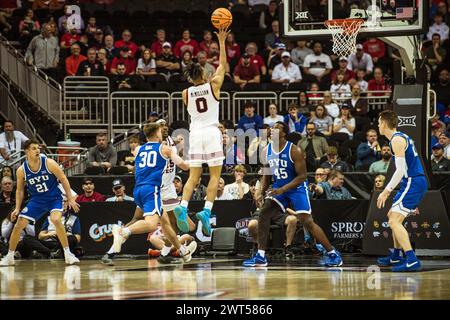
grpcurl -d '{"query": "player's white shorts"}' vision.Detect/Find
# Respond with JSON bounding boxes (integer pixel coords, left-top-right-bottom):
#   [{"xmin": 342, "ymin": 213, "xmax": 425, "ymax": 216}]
[
  {"xmin": 161, "ymin": 183, "xmax": 179, "ymax": 212},
  {"xmin": 188, "ymin": 125, "xmax": 224, "ymax": 167}
]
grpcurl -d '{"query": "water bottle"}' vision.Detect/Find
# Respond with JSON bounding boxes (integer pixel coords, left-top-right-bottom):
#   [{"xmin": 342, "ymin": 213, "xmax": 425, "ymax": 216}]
[{"xmin": 65, "ymin": 133, "xmax": 71, "ymax": 141}]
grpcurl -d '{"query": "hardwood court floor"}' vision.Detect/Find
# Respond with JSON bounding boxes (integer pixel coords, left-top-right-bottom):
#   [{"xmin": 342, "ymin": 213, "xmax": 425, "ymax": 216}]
[{"xmin": 1, "ymin": 255, "xmax": 450, "ymax": 300}]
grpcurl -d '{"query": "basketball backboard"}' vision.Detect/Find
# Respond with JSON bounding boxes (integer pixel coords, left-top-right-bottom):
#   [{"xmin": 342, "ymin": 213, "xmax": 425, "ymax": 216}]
[{"xmin": 280, "ymin": 0, "xmax": 428, "ymax": 39}]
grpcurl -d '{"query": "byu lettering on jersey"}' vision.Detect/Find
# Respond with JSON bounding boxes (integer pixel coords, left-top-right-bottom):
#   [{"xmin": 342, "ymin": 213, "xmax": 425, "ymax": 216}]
[
  {"xmin": 266, "ymin": 141, "xmax": 311, "ymax": 214},
  {"xmin": 134, "ymin": 142, "xmax": 168, "ymax": 216},
  {"xmin": 389, "ymin": 131, "xmax": 427, "ymax": 216},
  {"xmin": 19, "ymin": 155, "xmax": 64, "ymax": 222}
]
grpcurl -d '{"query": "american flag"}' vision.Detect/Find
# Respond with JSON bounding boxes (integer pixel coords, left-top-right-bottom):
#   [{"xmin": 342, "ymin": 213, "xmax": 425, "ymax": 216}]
[{"xmin": 396, "ymin": 7, "xmax": 414, "ymax": 19}]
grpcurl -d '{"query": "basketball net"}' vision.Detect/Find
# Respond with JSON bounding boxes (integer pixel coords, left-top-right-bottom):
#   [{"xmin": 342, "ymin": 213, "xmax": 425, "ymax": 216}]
[{"xmin": 325, "ymin": 19, "xmax": 364, "ymax": 57}]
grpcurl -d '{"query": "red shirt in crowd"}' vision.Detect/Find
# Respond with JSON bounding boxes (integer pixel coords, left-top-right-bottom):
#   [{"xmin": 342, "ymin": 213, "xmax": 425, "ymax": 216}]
[
  {"xmin": 363, "ymin": 39, "xmax": 386, "ymax": 60},
  {"xmin": 114, "ymin": 40, "xmax": 139, "ymax": 57},
  {"xmin": 66, "ymin": 54, "xmax": 87, "ymax": 76},
  {"xmin": 150, "ymin": 41, "xmax": 168, "ymax": 57},
  {"xmin": 76, "ymin": 192, "xmax": 106, "ymax": 203},
  {"xmin": 226, "ymin": 43, "xmax": 241, "ymax": 62},
  {"xmin": 368, "ymin": 78, "xmax": 391, "ymax": 95},
  {"xmin": 233, "ymin": 62, "xmax": 260, "ymax": 81},
  {"xmin": 199, "ymin": 40, "xmax": 213, "ymax": 54},
  {"xmin": 248, "ymin": 54, "xmax": 265, "ymax": 73},
  {"xmin": 174, "ymin": 39, "xmax": 200, "ymax": 58},
  {"xmin": 60, "ymin": 33, "xmax": 80, "ymax": 48},
  {"xmin": 111, "ymin": 56, "xmax": 137, "ymax": 75},
  {"xmin": 331, "ymin": 69, "xmax": 356, "ymax": 83}
]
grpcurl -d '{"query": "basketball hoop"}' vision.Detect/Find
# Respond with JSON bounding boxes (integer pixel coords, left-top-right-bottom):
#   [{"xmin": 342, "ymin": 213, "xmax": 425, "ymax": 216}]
[{"xmin": 325, "ymin": 19, "xmax": 364, "ymax": 57}]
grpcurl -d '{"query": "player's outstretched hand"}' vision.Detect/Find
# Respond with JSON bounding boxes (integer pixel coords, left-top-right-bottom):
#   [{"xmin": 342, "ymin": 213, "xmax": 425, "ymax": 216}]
[
  {"xmin": 376, "ymin": 189, "xmax": 390, "ymax": 209},
  {"xmin": 67, "ymin": 198, "xmax": 80, "ymax": 213},
  {"xmin": 11, "ymin": 208, "xmax": 20, "ymax": 221},
  {"xmin": 214, "ymin": 25, "xmax": 231, "ymax": 43}
]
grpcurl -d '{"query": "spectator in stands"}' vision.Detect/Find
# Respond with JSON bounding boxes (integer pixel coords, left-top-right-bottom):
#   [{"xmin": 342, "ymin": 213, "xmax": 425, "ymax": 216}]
[
  {"xmin": 265, "ymin": 20, "xmax": 282, "ymax": 51},
  {"xmin": 298, "ymin": 91, "xmax": 312, "ymax": 115},
  {"xmin": 1, "ymin": 210, "xmax": 37, "ymax": 259},
  {"xmin": 207, "ymin": 42, "xmax": 226, "ymax": 72},
  {"xmin": 431, "ymin": 143, "xmax": 450, "ymax": 171},
  {"xmin": 174, "ymin": 175, "xmax": 183, "ymax": 198},
  {"xmin": 89, "ymin": 29, "xmax": 104, "ymax": 51},
  {"xmin": 245, "ymin": 42, "xmax": 267, "ymax": 76},
  {"xmin": 97, "ymin": 48, "xmax": 111, "ymax": 74},
  {"xmin": 39, "ymin": 197, "xmax": 81, "ymax": 255},
  {"xmin": 199, "ymin": 30, "xmax": 214, "ymax": 54},
  {"xmin": 427, "ymin": 12, "xmax": 449, "ymax": 41},
  {"xmin": 367, "ymin": 67, "xmax": 391, "ymax": 96},
  {"xmin": 174, "ymin": 29, "xmax": 200, "ymax": 58},
  {"xmin": 103, "ymin": 34, "xmax": 117, "ymax": 62},
  {"xmin": 298, "ymin": 122, "xmax": 329, "ymax": 170},
  {"xmin": 259, "ymin": 0, "xmax": 279, "ymax": 31},
  {"xmin": 433, "ymin": 68, "xmax": 450, "ymax": 106},
  {"xmin": 58, "ymin": 4, "xmax": 84, "ymax": 34},
  {"xmin": 248, "ymin": 124, "xmax": 270, "ymax": 160},
  {"xmin": 85, "ymin": 16, "xmax": 98, "ymax": 38},
  {"xmin": 307, "ymin": 82, "xmax": 321, "ymax": 102},
  {"xmin": 303, "ymin": 41, "xmax": 333, "ymax": 88},
  {"xmin": 333, "ymin": 103, "xmax": 355, "ymax": 140},
  {"xmin": 291, "ymin": 40, "xmax": 313, "ymax": 68},
  {"xmin": 331, "ymin": 57, "xmax": 355, "ymax": 84},
  {"xmin": 114, "ymin": 29, "xmax": 139, "ymax": 57},
  {"xmin": 312, "ymin": 169, "xmax": 353, "ymax": 200},
  {"xmin": 320, "ymin": 146, "xmax": 350, "ymax": 172},
  {"xmin": 347, "ymin": 44, "xmax": 374, "ymax": 74},
  {"xmin": 373, "ymin": 174, "xmax": 386, "ymax": 192},
  {"xmin": 0, "ymin": 166, "xmax": 14, "ymax": 181},
  {"xmin": 309, "ymin": 167, "xmax": 328, "ymax": 198},
  {"xmin": 355, "ymin": 69, "xmax": 369, "ymax": 92},
  {"xmin": 25, "ymin": 24, "xmax": 60, "ymax": 80},
  {"xmin": 234, "ymin": 53, "xmax": 261, "ymax": 89},
  {"xmin": 284, "ymin": 104, "xmax": 308, "ymax": 136},
  {"xmin": 191, "ymin": 177, "xmax": 207, "ymax": 201},
  {"xmin": 214, "ymin": 177, "xmax": 234, "ymax": 200},
  {"xmin": 264, "ymin": 103, "xmax": 284, "ymax": 127},
  {"xmin": 363, "ymin": 38, "xmax": 386, "ymax": 66},
  {"xmin": 267, "ymin": 42, "xmax": 286, "ymax": 75},
  {"xmin": 369, "ymin": 145, "xmax": 392, "ymax": 174},
  {"xmin": 197, "ymin": 51, "xmax": 215, "ymax": 80},
  {"xmin": 111, "ymin": 47, "xmax": 136, "ymax": 75},
  {"xmin": 330, "ymin": 70, "xmax": 351, "ymax": 99},
  {"xmin": 0, "ymin": 6, "xmax": 13, "ymax": 34},
  {"xmin": 118, "ymin": 136, "xmax": 139, "ymax": 173},
  {"xmin": 156, "ymin": 42, "xmax": 181, "ymax": 80},
  {"xmin": 310, "ymin": 104, "xmax": 333, "ymax": 137},
  {"xmin": 225, "ymin": 31, "xmax": 241, "ymax": 65},
  {"xmin": 438, "ymin": 132, "xmax": 450, "ymax": 159},
  {"xmin": 224, "ymin": 165, "xmax": 250, "ymax": 200},
  {"xmin": 180, "ymin": 50, "xmax": 194, "ymax": 76},
  {"xmin": 242, "ymin": 178, "xmax": 259, "ymax": 211},
  {"xmin": 356, "ymin": 129, "xmax": 382, "ymax": 170},
  {"xmin": 60, "ymin": 26, "xmax": 80, "ymax": 51},
  {"xmin": 322, "ymin": 91, "xmax": 340, "ymax": 119},
  {"xmin": 0, "ymin": 120, "xmax": 29, "ymax": 166},
  {"xmin": 0, "ymin": 176, "xmax": 15, "ymax": 204},
  {"xmin": 111, "ymin": 63, "xmax": 138, "ymax": 91},
  {"xmin": 151, "ymin": 29, "xmax": 168, "ymax": 57},
  {"xmin": 106, "ymin": 179, "xmax": 134, "ymax": 202},
  {"xmin": 65, "ymin": 43, "xmax": 86, "ymax": 76},
  {"xmin": 237, "ymin": 102, "xmax": 264, "ymax": 133},
  {"xmin": 87, "ymin": 132, "xmax": 117, "ymax": 171},
  {"xmin": 76, "ymin": 34, "xmax": 90, "ymax": 57},
  {"xmin": 272, "ymin": 51, "xmax": 302, "ymax": 84},
  {"xmin": 425, "ymin": 33, "xmax": 446, "ymax": 70},
  {"xmin": 19, "ymin": 9, "xmax": 41, "ymax": 48},
  {"xmin": 76, "ymin": 178, "xmax": 106, "ymax": 202},
  {"xmin": 76, "ymin": 48, "xmax": 105, "ymax": 76},
  {"xmin": 349, "ymin": 83, "xmax": 368, "ymax": 116},
  {"xmin": 137, "ymin": 49, "xmax": 156, "ymax": 77}
]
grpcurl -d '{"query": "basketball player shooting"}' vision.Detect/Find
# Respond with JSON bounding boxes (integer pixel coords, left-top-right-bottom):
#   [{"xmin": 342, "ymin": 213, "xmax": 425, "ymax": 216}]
[
  {"xmin": 173, "ymin": 26, "xmax": 230, "ymax": 236},
  {"xmin": 376, "ymin": 110, "xmax": 427, "ymax": 272}
]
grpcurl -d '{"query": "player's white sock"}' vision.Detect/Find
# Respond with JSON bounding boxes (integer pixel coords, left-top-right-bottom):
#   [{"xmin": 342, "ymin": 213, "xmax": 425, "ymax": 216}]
[
  {"xmin": 179, "ymin": 245, "xmax": 187, "ymax": 255},
  {"xmin": 107, "ymin": 246, "xmax": 115, "ymax": 254},
  {"xmin": 122, "ymin": 227, "xmax": 131, "ymax": 238},
  {"xmin": 7, "ymin": 250, "xmax": 15, "ymax": 258},
  {"xmin": 204, "ymin": 201, "xmax": 213, "ymax": 211},
  {"xmin": 161, "ymin": 246, "xmax": 171, "ymax": 257},
  {"xmin": 63, "ymin": 247, "xmax": 72, "ymax": 256},
  {"xmin": 180, "ymin": 200, "xmax": 188, "ymax": 209},
  {"xmin": 257, "ymin": 250, "xmax": 265, "ymax": 258}
]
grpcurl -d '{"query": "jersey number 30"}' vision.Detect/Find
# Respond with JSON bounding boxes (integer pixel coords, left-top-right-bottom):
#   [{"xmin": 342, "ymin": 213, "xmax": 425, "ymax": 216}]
[
  {"xmin": 195, "ymin": 97, "xmax": 208, "ymax": 113},
  {"xmin": 138, "ymin": 151, "xmax": 157, "ymax": 168}
]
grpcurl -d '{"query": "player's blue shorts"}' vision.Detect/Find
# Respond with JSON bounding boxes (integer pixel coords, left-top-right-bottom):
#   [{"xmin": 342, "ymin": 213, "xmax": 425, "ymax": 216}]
[
  {"xmin": 391, "ymin": 176, "xmax": 427, "ymax": 217},
  {"xmin": 134, "ymin": 184, "xmax": 162, "ymax": 217},
  {"xmin": 268, "ymin": 182, "xmax": 311, "ymax": 214},
  {"xmin": 19, "ymin": 196, "xmax": 64, "ymax": 223}
]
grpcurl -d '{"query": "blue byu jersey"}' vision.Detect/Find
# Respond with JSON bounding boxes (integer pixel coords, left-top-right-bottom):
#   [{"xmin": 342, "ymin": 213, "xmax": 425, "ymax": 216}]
[
  {"xmin": 134, "ymin": 142, "xmax": 168, "ymax": 187},
  {"xmin": 390, "ymin": 131, "xmax": 425, "ymax": 178},
  {"xmin": 23, "ymin": 155, "xmax": 62, "ymax": 199},
  {"xmin": 267, "ymin": 141, "xmax": 297, "ymax": 189}
]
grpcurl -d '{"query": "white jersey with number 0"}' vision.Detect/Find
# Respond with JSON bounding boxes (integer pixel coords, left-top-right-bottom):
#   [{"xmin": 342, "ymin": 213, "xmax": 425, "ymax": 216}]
[{"xmin": 187, "ymin": 82, "xmax": 220, "ymax": 130}]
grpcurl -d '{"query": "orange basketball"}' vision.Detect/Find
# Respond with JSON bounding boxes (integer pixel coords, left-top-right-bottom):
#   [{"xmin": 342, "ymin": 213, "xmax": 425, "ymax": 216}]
[{"xmin": 211, "ymin": 8, "xmax": 233, "ymax": 30}]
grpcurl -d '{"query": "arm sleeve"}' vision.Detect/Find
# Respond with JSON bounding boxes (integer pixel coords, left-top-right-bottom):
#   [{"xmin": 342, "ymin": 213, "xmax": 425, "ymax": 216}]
[{"xmin": 385, "ymin": 157, "xmax": 407, "ymax": 192}]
